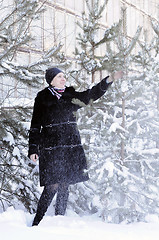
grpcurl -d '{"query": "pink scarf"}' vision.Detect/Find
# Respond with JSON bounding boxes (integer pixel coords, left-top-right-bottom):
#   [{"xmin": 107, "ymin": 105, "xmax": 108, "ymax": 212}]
[{"xmin": 48, "ymin": 87, "xmax": 65, "ymax": 99}]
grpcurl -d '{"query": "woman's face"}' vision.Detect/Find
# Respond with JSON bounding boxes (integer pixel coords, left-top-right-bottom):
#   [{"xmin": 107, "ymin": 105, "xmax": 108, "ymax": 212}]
[{"xmin": 50, "ymin": 72, "xmax": 66, "ymax": 88}]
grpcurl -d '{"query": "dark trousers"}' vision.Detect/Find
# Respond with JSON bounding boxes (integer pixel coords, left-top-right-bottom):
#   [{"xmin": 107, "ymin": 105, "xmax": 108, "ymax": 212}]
[{"xmin": 32, "ymin": 183, "xmax": 69, "ymax": 226}]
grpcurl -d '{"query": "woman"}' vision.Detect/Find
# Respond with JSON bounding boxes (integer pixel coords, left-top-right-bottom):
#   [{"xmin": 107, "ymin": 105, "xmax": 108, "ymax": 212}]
[{"xmin": 29, "ymin": 67, "xmax": 122, "ymax": 226}]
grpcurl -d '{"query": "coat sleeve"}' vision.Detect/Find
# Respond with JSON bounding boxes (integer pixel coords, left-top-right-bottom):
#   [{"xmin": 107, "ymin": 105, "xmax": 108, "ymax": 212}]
[
  {"xmin": 28, "ymin": 93, "xmax": 42, "ymax": 157},
  {"xmin": 73, "ymin": 76, "xmax": 112, "ymax": 105}
]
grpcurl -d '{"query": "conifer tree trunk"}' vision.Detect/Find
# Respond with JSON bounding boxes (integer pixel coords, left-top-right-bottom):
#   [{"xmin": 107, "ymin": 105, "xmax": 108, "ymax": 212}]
[
  {"xmin": 121, "ymin": 92, "xmax": 126, "ymax": 162},
  {"xmin": 120, "ymin": 6, "xmax": 127, "ymax": 162}
]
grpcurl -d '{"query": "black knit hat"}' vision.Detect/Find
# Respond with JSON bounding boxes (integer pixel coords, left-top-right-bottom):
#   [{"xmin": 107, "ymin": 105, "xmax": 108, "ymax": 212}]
[{"xmin": 45, "ymin": 67, "xmax": 62, "ymax": 85}]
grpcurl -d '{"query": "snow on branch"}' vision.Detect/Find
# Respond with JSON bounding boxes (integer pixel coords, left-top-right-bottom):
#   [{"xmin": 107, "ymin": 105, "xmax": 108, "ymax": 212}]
[{"xmin": 109, "ymin": 122, "xmax": 129, "ymax": 134}]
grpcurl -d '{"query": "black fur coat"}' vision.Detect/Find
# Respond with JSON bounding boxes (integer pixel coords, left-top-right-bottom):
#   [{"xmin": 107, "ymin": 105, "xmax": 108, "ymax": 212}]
[{"xmin": 28, "ymin": 76, "xmax": 111, "ymax": 186}]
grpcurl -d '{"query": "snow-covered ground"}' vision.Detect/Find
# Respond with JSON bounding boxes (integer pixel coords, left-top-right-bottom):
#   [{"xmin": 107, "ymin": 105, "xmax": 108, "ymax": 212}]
[{"xmin": 1, "ymin": 207, "xmax": 159, "ymax": 240}]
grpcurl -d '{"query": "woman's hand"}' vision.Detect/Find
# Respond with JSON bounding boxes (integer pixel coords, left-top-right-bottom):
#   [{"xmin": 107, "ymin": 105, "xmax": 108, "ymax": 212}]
[
  {"xmin": 107, "ymin": 71, "xmax": 124, "ymax": 83},
  {"xmin": 30, "ymin": 154, "xmax": 39, "ymax": 162}
]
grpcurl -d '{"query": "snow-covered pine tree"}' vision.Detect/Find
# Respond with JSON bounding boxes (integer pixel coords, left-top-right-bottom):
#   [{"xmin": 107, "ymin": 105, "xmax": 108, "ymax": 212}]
[
  {"xmin": 90, "ymin": 9, "xmax": 159, "ymax": 223},
  {"xmin": 0, "ymin": 0, "xmax": 69, "ymax": 213},
  {"xmin": 85, "ymin": 7, "xmax": 145, "ymax": 223},
  {"xmin": 124, "ymin": 17, "xmax": 159, "ymax": 222},
  {"xmin": 67, "ymin": 0, "xmax": 113, "ymax": 215},
  {"xmin": 68, "ymin": 0, "xmax": 121, "ymax": 216},
  {"xmin": 68, "ymin": 3, "xmax": 150, "ymax": 224}
]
